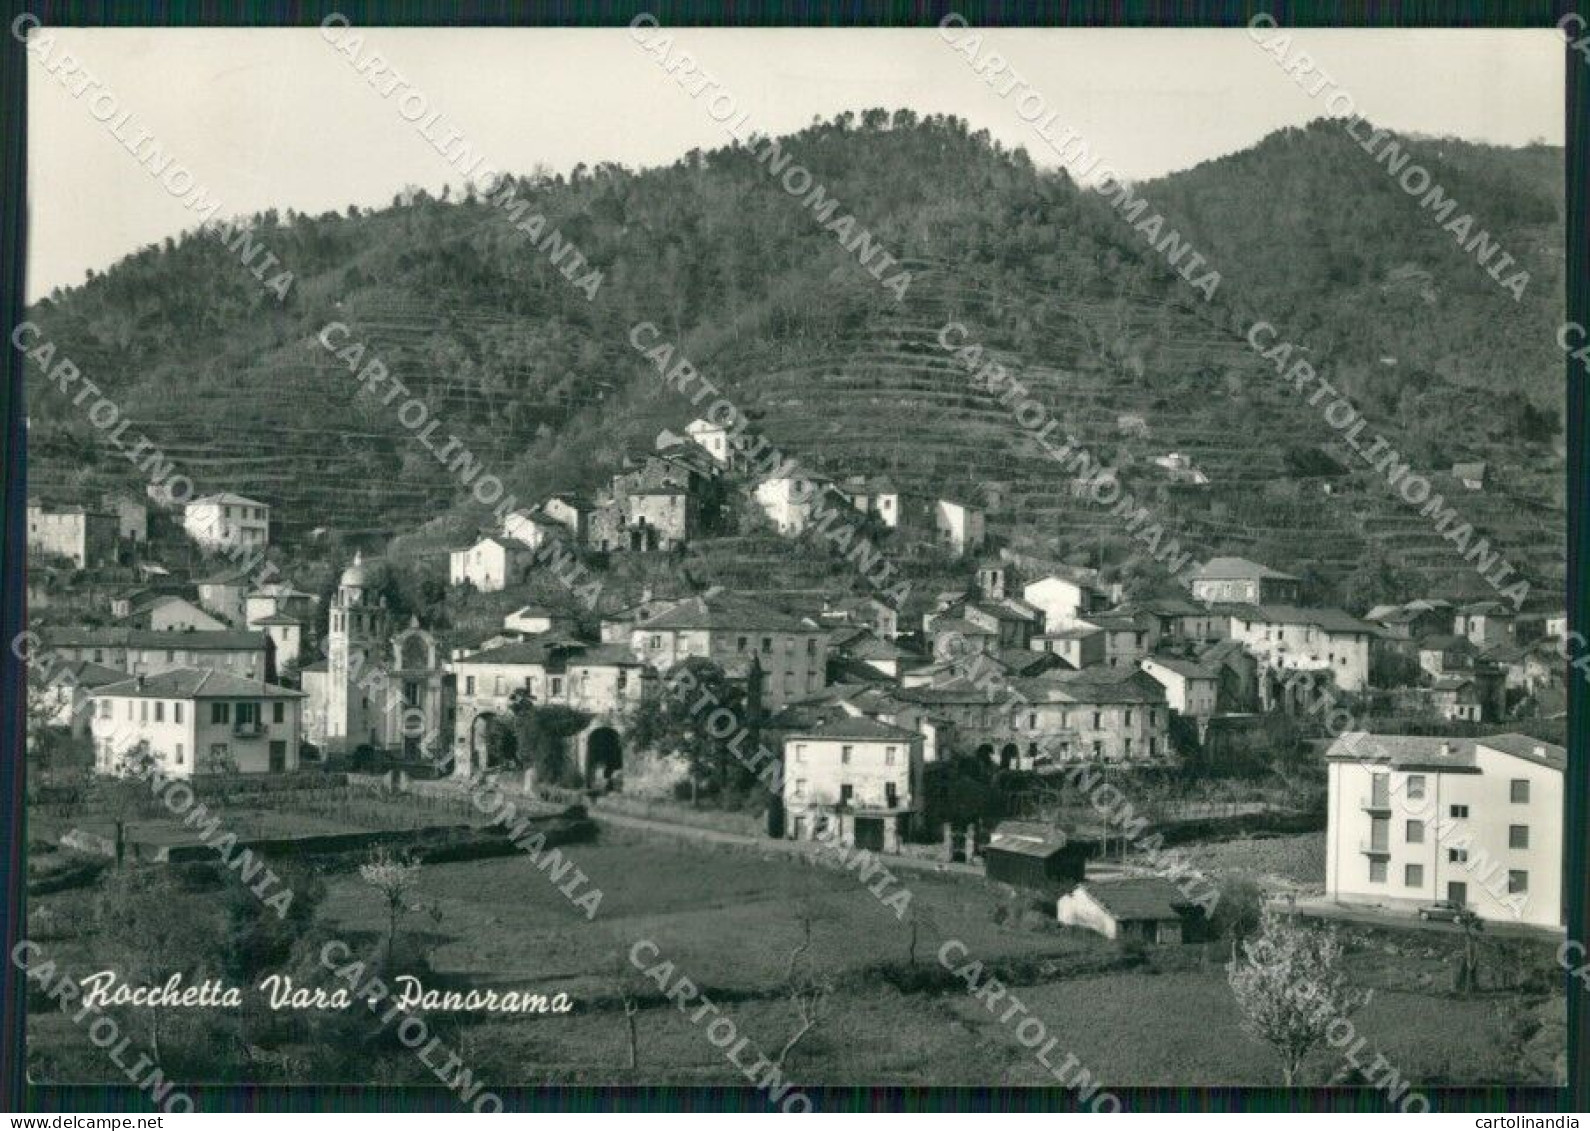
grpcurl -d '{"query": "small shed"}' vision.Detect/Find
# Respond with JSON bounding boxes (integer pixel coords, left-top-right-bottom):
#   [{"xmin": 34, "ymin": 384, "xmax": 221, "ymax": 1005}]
[
  {"xmin": 1452, "ymin": 461, "xmax": 1487, "ymax": 491},
  {"xmin": 983, "ymin": 821, "xmax": 1088, "ymax": 889},
  {"xmin": 1056, "ymin": 878, "xmax": 1195, "ymax": 945}
]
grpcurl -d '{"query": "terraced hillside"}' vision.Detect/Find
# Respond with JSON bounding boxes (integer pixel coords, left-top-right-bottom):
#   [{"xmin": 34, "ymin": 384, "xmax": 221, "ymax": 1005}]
[{"xmin": 23, "ymin": 113, "xmax": 1564, "ymax": 609}]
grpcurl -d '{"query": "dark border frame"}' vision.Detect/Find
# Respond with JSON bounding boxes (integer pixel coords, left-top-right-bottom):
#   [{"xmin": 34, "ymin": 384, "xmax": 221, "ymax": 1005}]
[{"xmin": 0, "ymin": 0, "xmax": 1582, "ymax": 1114}]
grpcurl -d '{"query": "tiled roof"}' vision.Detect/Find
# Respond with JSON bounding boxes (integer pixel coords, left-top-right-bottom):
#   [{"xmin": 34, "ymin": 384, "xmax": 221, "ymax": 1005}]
[
  {"xmin": 1190, "ymin": 557, "xmax": 1298, "ymax": 582},
  {"xmin": 1228, "ymin": 605, "xmax": 1374, "ymax": 635},
  {"xmin": 988, "ymin": 821, "xmax": 1071, "ymax": 858},
  {"xmin": 44, "ymin": 627, "xmax": 268, "ymax": 651},
  {"xmin": 1324, "ymin": 732, "xmax": 1564, "ymax": 773},
  {"xmin": 1143, "ymin": 654, "xmax": 1220, "ymax": 680},
  {"xmin": 94, "ymin": 667, "xmax": 303, "ymax": 700},
  {"xmin": 1081, "ymin": 878, "xmax": 1192, "ymax": 922},
  {"xmin": 785, "ymin": 715, "xmax": 919, "ymax": 742},
  {"xmin": 641, "ymin": 593, "xmax": 818, "ymax": 633}
]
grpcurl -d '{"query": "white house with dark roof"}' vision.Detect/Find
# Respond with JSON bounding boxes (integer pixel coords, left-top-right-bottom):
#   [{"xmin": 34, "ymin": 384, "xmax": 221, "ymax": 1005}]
[
  {"xmin": 1225, "ymin": 605, "xmax": 1375, "ymax": 693},
  {"xmin": 782, "ymin": 714, "xmax": 923, "ymax": 851},
  {"xmin": 1139, "ymin": 654, "xmax": 1220, "ymax": 718},
  {"xmin": 934, "ymin": 498, "xmax": 985, "ymax": 556},
  {"xmin": 449, "ymin": 534, "xmax": 532, "ymax": 593},
  {"xmin": 89, "ymin": 668, "xmax": 305, "ymax": 778},
  {"xmin": 183, "ymin": 492, "xmax": 270, "ymax": 554},
  {"xmin": 1187, "ymin": 557, "xmax": 1301, "ymax": 605},
  {"xmin": 1324, "ymin": 732, "xmax": 1564, "ymax": 929}
]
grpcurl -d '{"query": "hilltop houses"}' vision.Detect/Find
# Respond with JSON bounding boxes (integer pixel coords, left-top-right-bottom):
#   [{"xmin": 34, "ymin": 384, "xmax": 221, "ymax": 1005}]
[
  {"xmin": 934, "ymin": 498, "xmax": 985, "ymax": 556},
  {"xmin": 184, "ymin": 493, "xmax": 271, "ymax": 553},
  {"xmin": 1226, "ymin": 605, "xmax": 1375, "ymax": 698},
  {"xmin": 450, "ymin": 535, "xmax": 532, "ymax": 593},
  {"xmin": 27, "ymin": 500, "xmax": 118, "ymax": 568},
  {"xmin": 1187, "ymin": 557, "xmax": 1302, "ymax": 605}
]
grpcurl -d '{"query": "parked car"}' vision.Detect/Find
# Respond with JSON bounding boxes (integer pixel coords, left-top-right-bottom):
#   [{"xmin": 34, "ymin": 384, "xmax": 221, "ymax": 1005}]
[{"xmin": 1418, "ymin": 900, "xmax": 1481, "ymax": 925}]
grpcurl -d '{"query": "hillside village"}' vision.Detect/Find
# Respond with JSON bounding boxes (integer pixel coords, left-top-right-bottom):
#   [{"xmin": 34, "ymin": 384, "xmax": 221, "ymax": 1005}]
[
  {"xmin": 17, "ymin": 110, "xmax": 1571, "ymax": 1092},
  {"xmin": 26, "ymin": 404, "xmax": 1570, "ymax": 942}
]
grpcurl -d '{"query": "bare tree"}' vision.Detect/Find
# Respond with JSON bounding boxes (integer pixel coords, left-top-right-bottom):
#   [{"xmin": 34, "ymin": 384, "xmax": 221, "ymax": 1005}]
[{"xmin": 775, "ymin": 901, "xmax": 836, "ymax": 1070}]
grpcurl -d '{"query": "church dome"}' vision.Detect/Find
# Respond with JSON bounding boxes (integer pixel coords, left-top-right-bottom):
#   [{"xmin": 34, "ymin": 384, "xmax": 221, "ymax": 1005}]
[{"xmin": 340, "ymin": 551, "xmax": 368, "ymax": 588}]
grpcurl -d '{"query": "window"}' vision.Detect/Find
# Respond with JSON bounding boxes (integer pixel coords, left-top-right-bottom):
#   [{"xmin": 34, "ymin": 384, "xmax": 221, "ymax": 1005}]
[
  {"xmin": 1405, "ymin": 864, "xmax": 1423, "ymax": 887},
  {"xmin": 1369, "ymin": 860, "xmax": 1387, "ymax": 883},
  {"xmin": 211, "ymin": 702, "xmax": 230, "ymax": 724},
  {"xmin": 1092, "ymin": 741, "xmax": 1103, "ymax": 759},
  {"xmin": 1406, "ymin": 774, "xmax": 1426, "ymax": 800},
  {"xmin": 99, "ymin": 700, "xmax": 111, "ymax": 718},
  {"xmin": 761, "ymin": 636, "xmax": 773, "ymax": 653},
  {"xmin": 1449, "ymin": 805, "xmax": 1469, "ymax": 819},
  {"xmin": 1406, "ymin": 819, "xmax": 1424, "ymax": 844},
  {"xmin": 174, "ymin": 702, "xmax": 183, "ymax": 723},
  {"xmin": 1510, "ymin": 779, "xmax": 1530, "ymax": 803},
  {"xmin": 617, "ymin": 670, "xmax": 628, "ymax": 691},
  {"xmin": 806, "ymin": 639, "xmax": 816, "ymax": 656},
  {"xmin": 793, "ymin": 780, "xmax": 806, "ymax": 798},
  {"xmin": 465, "ymin": 676, "xmax": 476, "ymax": 695},
  {"xmin": 1508, "ymin": 870, "xmax": 1528, "ymax": 894},
  {"xmin": 737, "ymin": 636, "xmax": 748, "ymax": 653},
  {"xmin": 1509, "ymin": 825, "xmax": 1529, "ymax": 849},
  {"xmin": 273, "ymin": 701, "xmax": 285, "ymax": 724},
  {"xmin": 236, "ymin": 702, "xmax": 259, "ymax": 725},
  {"xmin": 154, "ymin": 702, "xmax": 164, "ymax": 722},
  {"xmin": 1370, "ymin": 774, "xmax": 1389, "ymax": 807},
  {"xmin": 885, "ymin": 746, "xmax": 896, "ymax": 766},
  {"xmin": 1028, "ymin": 712, "xmax": 1037, "ymax": 730},
  {"xmin": 840, "ymin": 784, "xmax": 853, "ymax": 806},
  {"xmin": 1125, "ymin": 709, "xmax": 1134, "ymax": 726},
  {"xmin": 1448, "ymin": 848, "xmax": 1469, "ymax": 864},
  {"xmin": 841, "ymin": 745, "xmax": 853, "ymax": 765},
  {"xmin": 551, "ymin": 677, "xmax": 563, "ymax": 696},
  {"xmin": 175, "ymin": 743, "xmax": 184, "ymax": 765},
  {"xmin": 1124, "ymin": 738, "xmax": 1133, "ymax": 757},
  {"xmin": 1092, "ymin": 712, "xmax": 1101, "ymax": 729},
  {"xmin": 795, "ymin": 744, "xmax": 806, "ymax": 764},
  {"xmin": 140, "ymin": 702, "xmax": 148, "ymax": 722}
]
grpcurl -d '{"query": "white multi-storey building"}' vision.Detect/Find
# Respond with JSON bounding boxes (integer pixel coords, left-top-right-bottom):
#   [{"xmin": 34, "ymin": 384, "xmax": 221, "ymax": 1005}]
[
  {"xmin": 184, "ymin": 493, "xmax": 270, "ymax": 554},
  {"xmin": 782, "ymin": 715, "xmax": 924, "ymax": 851},
  {"xmin": 1226, "ymin": 605, "xmax": 1375, "ymax": 694},
  {"xmin": 89, "ymin": 668, "xmax": 305, "ymax": 777},
  {"xmin": 1324, "ymin": 733, "xmax": 1564, "ymax": 929}
]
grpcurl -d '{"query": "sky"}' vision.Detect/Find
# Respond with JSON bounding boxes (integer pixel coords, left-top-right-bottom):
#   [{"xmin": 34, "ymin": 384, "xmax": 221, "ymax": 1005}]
[{"xmin": 24, "ymin": 25, "xmax": 1566, "ymax": 301}]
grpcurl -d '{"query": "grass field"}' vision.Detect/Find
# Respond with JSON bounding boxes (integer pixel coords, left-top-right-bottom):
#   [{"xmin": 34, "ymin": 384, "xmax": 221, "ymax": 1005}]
[{"xmin": 24, "ymin": 812, "xmax": 1564, "ymax": 1090}]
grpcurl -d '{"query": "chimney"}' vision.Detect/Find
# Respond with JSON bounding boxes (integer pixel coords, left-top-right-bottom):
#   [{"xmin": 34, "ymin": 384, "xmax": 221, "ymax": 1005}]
[
  {"xmin": 1534, "ymin": 744, "xmax": 1545, "ymax": 759},
  {"xmin": 135, "ymin": 674, "xmax": 146, "ymax": 691}
]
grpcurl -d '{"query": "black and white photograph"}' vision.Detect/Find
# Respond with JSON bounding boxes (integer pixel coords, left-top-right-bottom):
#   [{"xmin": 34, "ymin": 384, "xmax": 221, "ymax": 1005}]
[{"xmin": 3, "ymin": 10, "xmax": 1585, "ymax": 1117}]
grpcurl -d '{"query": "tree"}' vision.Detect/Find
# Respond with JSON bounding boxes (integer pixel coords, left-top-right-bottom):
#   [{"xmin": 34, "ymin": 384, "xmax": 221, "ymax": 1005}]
[
  {"xmin": 775, "ymin": 900, "xmax": 836, "ymax": 1070},
  {"xmin": 92, "ymin": 743, "xmax": 163, "ymax": 867},
  {"xmin": 1209, "ymin": 876, "xmax": 1266, "ymax": 943},
  {"xmin": 358, "ymin": 848, "xmax": 422, "ymax": 961},
  {"xmin": 505, "ymin": 689, "xmax": 590, "ymax": 785},
  {"xmin": 1226, "ymin": 908, "xmax": 1373, "ymax": 1085},
  {"xmin": 1454, "ymin": 908, "xmax": 1485, "ymax": 994},
  {"xmin": 630, "ymin": 659, "xmax": 753, "ymax": 802}
]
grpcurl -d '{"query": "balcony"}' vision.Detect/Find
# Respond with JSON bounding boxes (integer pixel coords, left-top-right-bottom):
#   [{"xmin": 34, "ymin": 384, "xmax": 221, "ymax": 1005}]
[
  {"xmin": 1360, "ymin": 799, "xmax": 1392, "ymax": 814},
  {"xmin": 233, "ymin": 721, "xmax": 266, "ymax": 739},
  {"xmin": 1359, "ymin": 840, "xmax": 1391, "ymax": 857}
]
